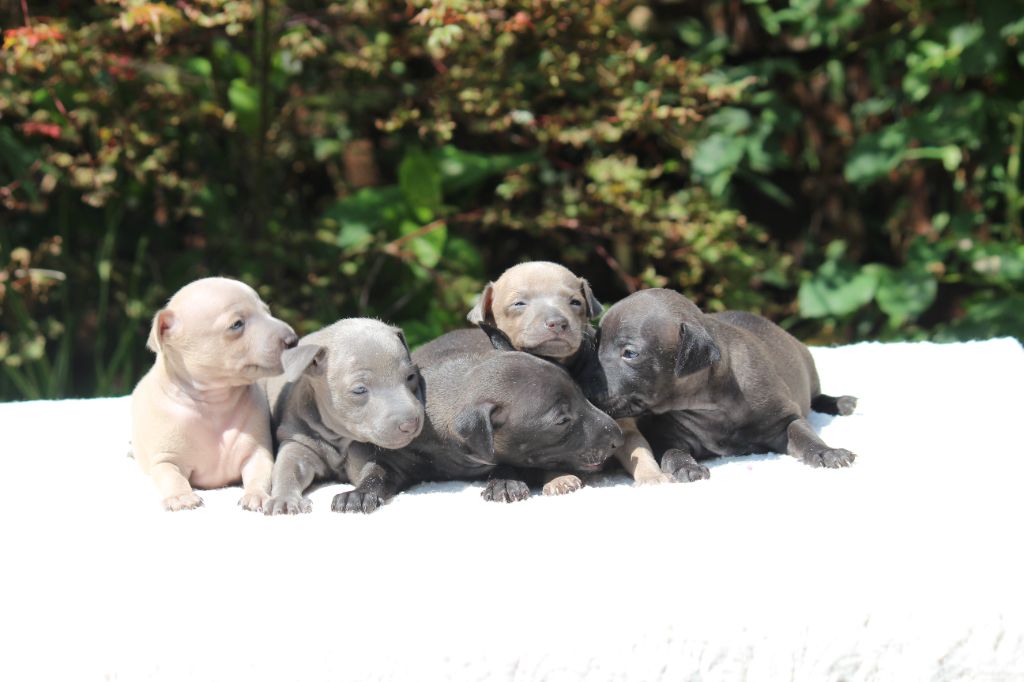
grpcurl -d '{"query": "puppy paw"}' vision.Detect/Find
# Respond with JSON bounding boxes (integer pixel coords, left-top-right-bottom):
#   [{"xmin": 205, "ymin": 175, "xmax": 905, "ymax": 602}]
[
  {"xmin": 836, "ymin": 396, "xmax": 857, "ymax": 416},
  {"xmin": 542, "ymin": 474, "xmax": 583, "ymax": 496},
  {"xmin": 331, "ymin": 491, "xmax": 384, "ymax": 514},
  {"xmin": 263, "ymin": 495, "xmax": 312, "ymax": 515},
  {"xmin": 481, "ymin": 479, "xmax": 530, "ymax": 503},
  {"xmin": 632, "ymin": 468, "xmax": 673, "ymax": 486},
  {"xmin": 163, "ymin": 491, "xmax": 203, "ymax": 512},
  {"xmin": 237, "ymin": 491, "xmax": 269, "ymax": 512},
  {"xmin": 804, "ymin": 448, "xmax": 856, "ymax": 468},
  {"xmin": 661, "ymin": 449, "xmax": 710, "ymax": 483}
]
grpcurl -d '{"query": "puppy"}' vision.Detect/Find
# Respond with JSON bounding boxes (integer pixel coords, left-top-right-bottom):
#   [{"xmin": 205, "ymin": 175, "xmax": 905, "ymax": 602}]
[
  {"xmin": 337, "ymin": 329, "xmax": 624, "ymax": 510},
  {"xmin": 589, "ymin": 288, "xmax": 857, "ymax": 479},
  {"xmin": 131, "ymin": 277, "xmax": 298, "ymax": 511},
  {"xmin": 262, "ymin": 319, "xmax": 425, "ymax": 515},
  {"xmin": 469, "ymin": 261, "xmax": 670, "ymax": 488}
]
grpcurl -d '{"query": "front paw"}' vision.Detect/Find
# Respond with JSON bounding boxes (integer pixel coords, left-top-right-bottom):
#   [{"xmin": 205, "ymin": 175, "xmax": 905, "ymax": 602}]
[
  {"xmin": 804, "ymin": 448, "xmax": 856, "ymax": 468},
  {"xmin": 482, "ymin": 479, "xmax": 530, "ymax": 503},
  {"xmin": 633, "ymin": 469, "xmax": 673, "ymax": 486},
  {"xmin": 661, "ymin": 449, "xmax": 710, "ymax": 482},
  {"xmin": 542, "ymin": 474, "xmax": 583, "ymax": 496},
  {"xmin": 163, "ymin": 491, "xmax": 203, "ymax": 512},
  {"xmin": 263, "ymin": 494, "xmax": 312, "ymax": 515},
  {"xmin": 331, "ymin": 490, "xmax": 384, "ymax": 514},
  {"xmin": 238, "ymin": 491, "xmax": 269, "ymax": 512}
]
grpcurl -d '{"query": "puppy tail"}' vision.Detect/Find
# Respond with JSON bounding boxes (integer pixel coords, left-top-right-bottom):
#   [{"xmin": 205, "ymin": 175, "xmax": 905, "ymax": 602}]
[{"xmin": 811, "ymin": 393, "xmax": 857, "ymax": 416}]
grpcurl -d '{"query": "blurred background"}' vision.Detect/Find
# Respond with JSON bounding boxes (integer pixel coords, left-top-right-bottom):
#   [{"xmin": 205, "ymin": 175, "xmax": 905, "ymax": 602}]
[{"xmin": 1, "ymin": 0, "xmax": 1022, "ymax": 400}]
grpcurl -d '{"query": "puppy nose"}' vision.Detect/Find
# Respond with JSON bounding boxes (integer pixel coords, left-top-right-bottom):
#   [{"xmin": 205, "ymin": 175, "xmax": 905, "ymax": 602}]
[
  {"xmin": 607, "ymin": 425, "xmax": 625, "ymax": 450},
  {"xmin": 398, "ymin": 416, "xmax": 421, "ymax": 434},
  {"xmin": 283, "ymin": 332, "xmax": 298, "ymax": 349},
  {"xmin": 545, "ymin": 316, "xmax": 569, "ymax": 332}
]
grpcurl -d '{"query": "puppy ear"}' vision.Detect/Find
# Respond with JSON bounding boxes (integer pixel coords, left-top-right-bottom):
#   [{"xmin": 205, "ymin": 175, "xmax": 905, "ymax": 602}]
[
  {"xmin": 477, "ymin": 322, "xmax": 517, "ymax": 352},
  {"xmin": 393, "ymin": 328, "xmax": 411, "ymax": 354},
  {"xmin": 452, "ymin": 402, "xmax": 498, "ymax": 459},
  {"xmin": 675, "ymin": 321, "xmax": 720, "ymax": 378},
  {"xmin": 466, "ymin": 283, "xmax": 496, "ymax": 324},
  {"xmin": 146, "ymin": 309, "xmax": 175, "ymax": 353},
  {"xmin": 579, "ymin": 278, "xmax": 603, "ymax": 319},
  {"xmin": 281, "ymin": 344, "xmax": 326, "ymax": 382}
]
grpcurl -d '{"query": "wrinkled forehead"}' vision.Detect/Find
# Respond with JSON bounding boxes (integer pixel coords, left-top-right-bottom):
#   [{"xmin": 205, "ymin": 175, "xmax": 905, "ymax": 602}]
[
  {"xmin": 328, "ymin": 335, "xmax": 412, "ymax": 377},
  {"xmin": 169, "ymin": 279, "xmax": 265, "ymax": 320},
  {"xmin": 494, "ymin": 277, "xmax": 579, "ymax": 303},
  {"xmin": 603, "ymin": 302, "xmax": 675, "ymax": 345}
]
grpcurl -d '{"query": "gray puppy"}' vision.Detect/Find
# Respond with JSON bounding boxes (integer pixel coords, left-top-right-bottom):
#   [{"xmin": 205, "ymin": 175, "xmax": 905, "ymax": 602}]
[
  {"xmin": 262, "ymin": 318, "xmax": 425, "ymax": 515},
  {"xmin": 589, "ymin": 289, "xmax": 856, "ymax": 480},
  {"xmin": 337, "ymin": 329, "xmax": 625, "ymax": 509}
]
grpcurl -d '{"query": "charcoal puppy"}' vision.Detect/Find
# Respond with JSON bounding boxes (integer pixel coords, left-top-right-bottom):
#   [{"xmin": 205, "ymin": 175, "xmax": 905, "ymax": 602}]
[
  {"xmin": 337, "ymin": 329, "xmax": 624, "ymax": 510},
  {"xmin": 591, "ymin": 288, "xmax": 857, "ymax": 480},
  {"xmin": 469, "ymin": 260, "xmax": 671, "ymax": 488},
  {"xmin": 262, "ymin": 319, "xmax": 424, "ymax": 515}
]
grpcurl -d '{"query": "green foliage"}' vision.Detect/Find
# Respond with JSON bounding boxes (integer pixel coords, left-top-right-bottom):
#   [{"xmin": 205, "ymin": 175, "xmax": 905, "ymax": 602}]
[{"xmin": 0, "ymin": 0, "xmax": 1022, "ymax": 400}]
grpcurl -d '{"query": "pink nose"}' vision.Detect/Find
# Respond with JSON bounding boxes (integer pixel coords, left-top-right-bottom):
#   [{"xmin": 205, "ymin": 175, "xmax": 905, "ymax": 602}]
[
  {"xmin": 545, "ymin": 316, "xmax": 569, "ymax": 332},
  {"xmin": 398, "ymin": 417, "xmax": 420, "ymax": 434}
]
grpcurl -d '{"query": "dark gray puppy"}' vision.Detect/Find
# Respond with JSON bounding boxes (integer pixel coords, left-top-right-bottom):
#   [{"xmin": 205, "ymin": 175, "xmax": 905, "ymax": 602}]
[
  {"xmin": 262, "ymin": 318, "xmax": 425, "ymax": 515},
  {"xmin": 337, "ymin": 329, "xmax": 625, "ymax": 510},
  {"xmin": 589, "ymin": 289, "xmax": 856, "ymax": 481}
]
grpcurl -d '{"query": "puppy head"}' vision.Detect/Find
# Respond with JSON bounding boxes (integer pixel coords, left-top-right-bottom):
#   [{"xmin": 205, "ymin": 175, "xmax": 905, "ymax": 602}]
[
  {"xmin": 596, "ymin": 289, "xmax": 720, "ymax": 417},
  {"xmin": 452, "ymin": 352, "xmax": 623, "ymax": 470},
  {"xmin": 148, "ymin": 277, "xmax": 297, "ymax": 388},
  {"xmin": 283, "ymin": 319, "xmax": 424, "ymax": 450},
  {"xmin": 467, "ymin": 261, "xmax": 602, "ymax": 361}
]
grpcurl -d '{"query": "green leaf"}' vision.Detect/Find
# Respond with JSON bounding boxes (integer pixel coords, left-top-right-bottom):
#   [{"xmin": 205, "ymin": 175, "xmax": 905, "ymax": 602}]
[
  {"xmin": 227, "ymin": 78, "xmax": 259, "ymax": 135},
  {"xmin": 398, "ymin": 148, "xmax": 442, "ymax": 214},
  {"xmin": 874, "ymin": 265, "xmax": 938, "ymax": 325},
  {"xmin": 432, "ymin": 146, "xmax": 540, "ymax": 195},
  {"xmin": 799, "ymin": 255, "xmax": 880, "ymax": 318},
  {"xmin": 400, "ymin": 219, "xmax": 447, "ymax": 269}
]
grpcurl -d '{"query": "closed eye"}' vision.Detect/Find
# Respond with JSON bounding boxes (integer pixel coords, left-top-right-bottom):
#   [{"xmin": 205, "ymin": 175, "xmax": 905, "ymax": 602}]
[
  {"xmin": 511, "ymin": 300, "xmax": 527, "ymax": 308},
  {"xmin": 555, "ymin": 415, "xmax": 572, "ymax": 426},
  {"xmin": 351, "ymin": 386, "xmax": 368, "ymax": 396}
]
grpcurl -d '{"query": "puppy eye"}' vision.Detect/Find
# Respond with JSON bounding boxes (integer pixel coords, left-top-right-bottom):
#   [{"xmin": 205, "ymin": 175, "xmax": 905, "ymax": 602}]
[
  {"xmin": 569, "ymin": 298, "xmax": 582, "ymax": 307},
  {"xmin": 229, "ymin": 319, "xmax": 245, "ymax": 332},
  {"xmin": 555, "ymin": 415, "xmax": 572, "ymax": 426},
  {"xmin": 406, "ymin": 373, "xmax": 417, "ymax": 383},
  {"xmin": 351, "ymin": 386, "xmax": 368, "ymax": 396},
  {"xmin": 622, "ymin": 349, "xmax": 638, "ymax": 360},
  {"xmin": 511, "ymin": 300, "xmax": 527, "ymax": 308}
]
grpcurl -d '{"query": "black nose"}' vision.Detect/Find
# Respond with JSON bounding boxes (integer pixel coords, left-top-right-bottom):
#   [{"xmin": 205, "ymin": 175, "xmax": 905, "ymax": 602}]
[
  {"xmin": 398, "ymin": 416, "xmax": 421, "ymax": 434},
  {"xmin": 284, "ymin": 333, "xmax": 298, "ymax": 349},
  {"xmin": 545, "ymin": 316, "xmax": 569, "ymax": 332},
  {"xmin": 607, "ymin": 425, "xmax": 624, "ymax": 450}
]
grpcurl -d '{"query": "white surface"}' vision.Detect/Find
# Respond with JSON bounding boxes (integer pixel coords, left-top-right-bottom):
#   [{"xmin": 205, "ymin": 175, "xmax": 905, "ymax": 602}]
[{"xmin": 2, "ymin": 339, "xmax": 1024, "ymax": 681}]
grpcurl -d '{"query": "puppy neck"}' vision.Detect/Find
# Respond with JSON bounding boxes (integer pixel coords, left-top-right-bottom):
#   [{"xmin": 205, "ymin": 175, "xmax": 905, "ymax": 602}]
[{"xmin": 154, "ymin": 352, "xmax": 250, "ymax": 407}]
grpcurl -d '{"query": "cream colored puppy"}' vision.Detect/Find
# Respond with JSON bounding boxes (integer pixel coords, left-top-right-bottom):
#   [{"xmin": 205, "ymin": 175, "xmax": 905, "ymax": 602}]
[{"xmin": 131, "ymin": 277, "xmax": 298, "ymax": 512}]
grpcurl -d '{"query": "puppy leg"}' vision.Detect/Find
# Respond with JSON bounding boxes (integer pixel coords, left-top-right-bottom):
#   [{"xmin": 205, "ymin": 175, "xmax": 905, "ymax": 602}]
[
  {"xmin": 786, "ymin": 418, "xmax": 856, "ymax": 468},
  {"xmin": 238, "ymin": 447, "xmax": 273, "ymax": 512},
  {"xmin": 482, "ymin": 466, "xmax": 531, "ymax": 503},
  {"xmin": 811, "ymin": 394, "xmax": 857, "ymax": 416},
  {"xmin": 332, "ymin": 460, "xmax": 396, "ymax": 514},
  {"xmin": 616, "ymin": 418, "xmax": 671, "ymax": 485},
  {"xmin": 264, "ymin": 441, "xmax": 325, "ymax": 515},
  {"xmin": 542, "ymin": 471, "xmax": 583, "ymax": 496},
  {"xmin": 149, "ymin": 460, "xmax": 202, "ymax": 511},
  {"xmin": 660, "ymin": 448, "xmax": 710, "ymax": 482}
]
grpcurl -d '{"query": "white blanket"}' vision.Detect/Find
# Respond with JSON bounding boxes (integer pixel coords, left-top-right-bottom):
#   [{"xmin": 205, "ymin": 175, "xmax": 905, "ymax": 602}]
[{"xmin": 2, "ymin": 339, "xmax": 1023, "ymax": 681}]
